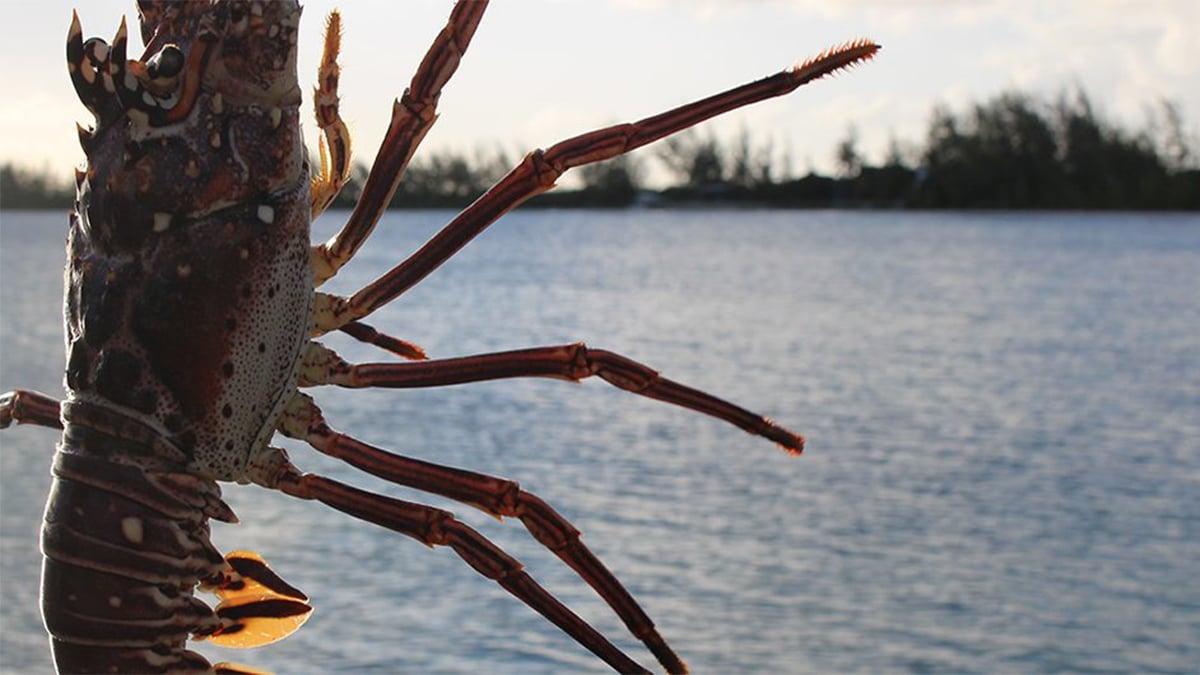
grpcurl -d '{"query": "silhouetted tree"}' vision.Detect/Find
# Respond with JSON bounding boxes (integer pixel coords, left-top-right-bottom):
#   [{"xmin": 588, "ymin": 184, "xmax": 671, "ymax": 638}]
[
  {"xmin": 0, "ymin": 163, "xmax": 73, "ymax": 209},
  {"xmin": 835, "ymin": 124, "xmax": 863, "ymax": 179},
  {"xmin": 576, "ymin": 153, "xmax": 643, "ymax": 206},
  {"xmin": 390, "ymin": 145, "xmax": 511, "ymax": 207},
  {"xmin": 914, "ymin": 89, "xmax": 1193, "ymax": 209},
  {"xmin": 3, "ymin": 87, "xmax": 1194, "ymax": 211},
  {"xmin": 725, "ymin": 127, "xmax": 779, "ymax": 188},
  {"xmin": 657, "ymin": 130, "xmax": 725, "ymax": 188}
]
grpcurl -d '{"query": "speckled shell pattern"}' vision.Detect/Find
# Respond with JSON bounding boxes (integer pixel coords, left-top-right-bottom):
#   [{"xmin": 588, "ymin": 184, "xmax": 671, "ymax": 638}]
[{"xmin": 46, "ymin": 1, "xmax": 311, "ymax": 670}]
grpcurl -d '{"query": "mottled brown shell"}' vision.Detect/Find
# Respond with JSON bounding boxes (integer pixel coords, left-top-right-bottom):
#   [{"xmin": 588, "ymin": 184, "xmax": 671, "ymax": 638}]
[{"xmin": 67, "ymin": 0, "xmax": 312, "ymax": 480}]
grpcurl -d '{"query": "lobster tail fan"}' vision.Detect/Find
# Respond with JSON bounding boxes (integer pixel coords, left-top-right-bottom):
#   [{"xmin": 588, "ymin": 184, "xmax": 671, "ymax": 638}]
[{"xmin": 199, "ymin": 551, "xmax": 313, "ymax": 649}]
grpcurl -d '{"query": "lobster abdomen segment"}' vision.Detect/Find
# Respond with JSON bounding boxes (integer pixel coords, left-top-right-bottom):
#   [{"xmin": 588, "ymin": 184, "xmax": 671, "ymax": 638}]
[{"xmin": 41, "ymin": 430, "xmax": 228, "ymax": 672}]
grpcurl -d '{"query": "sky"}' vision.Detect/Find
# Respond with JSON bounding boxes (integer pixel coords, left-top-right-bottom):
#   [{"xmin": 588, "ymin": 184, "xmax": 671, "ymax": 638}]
[{"xmin": 0, "ymin": 1, "xmax": 1196, "ymax": 186}]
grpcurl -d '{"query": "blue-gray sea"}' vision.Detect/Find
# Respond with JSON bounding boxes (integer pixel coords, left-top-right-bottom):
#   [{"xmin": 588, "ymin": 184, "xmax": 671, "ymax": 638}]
[{"xmin": 2, "ymin": 208, "xmax": 1197, "ymax": 673}]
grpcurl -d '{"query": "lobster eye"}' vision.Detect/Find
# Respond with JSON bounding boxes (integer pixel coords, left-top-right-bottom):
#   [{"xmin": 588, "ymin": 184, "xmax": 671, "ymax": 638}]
[
  {"xmin": 147, "ymin": 45, "xmax": 184, "ymax": 80},
  {"xmin": 83, "ymin": 38, "xmax": 110, "ymax": 65}
]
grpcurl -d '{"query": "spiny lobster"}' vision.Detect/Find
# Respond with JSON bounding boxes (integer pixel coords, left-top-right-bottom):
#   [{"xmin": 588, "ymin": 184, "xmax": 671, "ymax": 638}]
[{"xmin": 0, "ymin": 1, "xmax": 877, "ymax": 672}]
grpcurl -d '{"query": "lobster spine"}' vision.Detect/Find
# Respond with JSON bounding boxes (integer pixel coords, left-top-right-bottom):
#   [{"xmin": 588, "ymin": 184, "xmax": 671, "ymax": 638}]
[{"xmin": 41, "ymin": 414, "xmax": 232, "ymax": 673}]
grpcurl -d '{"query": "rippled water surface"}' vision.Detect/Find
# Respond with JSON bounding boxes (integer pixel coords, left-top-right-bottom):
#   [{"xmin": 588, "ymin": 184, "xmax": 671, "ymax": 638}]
[{"xmin": 2, "ymin": 209, "xmax": 1198, "ymax": 673}]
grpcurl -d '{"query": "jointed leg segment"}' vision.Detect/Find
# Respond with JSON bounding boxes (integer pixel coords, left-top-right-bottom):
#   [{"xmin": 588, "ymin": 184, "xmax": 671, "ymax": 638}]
[
  {"xmin": 274, "ymin": 468, "xmax": 652, "ymax": 674},
  {"xmin": 310, "ymin": 1, "xmax": 490, "ymax": 286},
  {"xmin": 309, "ymin": 10, "xmax": 352, "ymax": 221},
  {"xmin": 337, "ymin": 321, "xmax": 428, "ymax": 361},
  {"xmin": 275, "ymin": 392, "xmax": 687, "ymax": 672},
  {"xmin": 0, "ymin": 389, "xmax": 63, "ymax": 430},
  {"xmin": 307, "ymin": 342, "xmax": 804, "ymax": 453},
  {"xmin": 311, "ymin": 38, "xmax": 879, "ymax": 333}
]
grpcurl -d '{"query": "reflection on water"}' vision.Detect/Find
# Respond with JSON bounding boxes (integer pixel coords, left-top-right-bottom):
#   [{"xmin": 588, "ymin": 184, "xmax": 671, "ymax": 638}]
[{"xmin": 2, "ymin": 209, "xmax": 1198, "ymax": 673}]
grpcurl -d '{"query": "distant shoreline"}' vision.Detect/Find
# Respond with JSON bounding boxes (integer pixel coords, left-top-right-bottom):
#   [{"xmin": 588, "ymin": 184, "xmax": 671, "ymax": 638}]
[{"xmin": 5, "ymin": 87, "xmax": 1198, "ymax": 212}]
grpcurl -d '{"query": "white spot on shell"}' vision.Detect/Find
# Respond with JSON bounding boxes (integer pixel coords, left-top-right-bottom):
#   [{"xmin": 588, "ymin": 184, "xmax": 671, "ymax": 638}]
[
  {"xmin": 136, "ymin": 586, "xmax": 175, "ymax": 609},
  {"xmin": 210, "ymin": 131, "xmax": 221, "ymax": 149},
  {"xmin": 121, "ymin": 517, "xmax": 144, "ymax": 544},
  {"xmin": 153, "ymin": 212, "xmax": 171, "ymax": 232},
  {"xmin": 210, "ymin": 92, "xmax": 224, "ymax": 115},
  {"xmin": 177, "ymin": 263, "xmax": 192, "ymax": 278},
  {"xmin": 257, "ymin": 204, "xmax": 275, "ymax": 224},
  {"xmin": 270, "ymin": 107, "xmax": 282, "ymax": 129},
  {"xmin": 239, "ymin": 247, "xmax": 250, "ymax": 260},
  {"xmin": 268, "ymin": 24, "xmax": 280, "ymax": 38},
  {"xmin": 108, "ymin": 596, "xmax": 122, "ymax": 608}
]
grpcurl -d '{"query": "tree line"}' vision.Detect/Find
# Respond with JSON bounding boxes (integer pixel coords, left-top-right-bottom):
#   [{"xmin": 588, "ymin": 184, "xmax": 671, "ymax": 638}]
[{"xmin": 3, "ymin": 88, "xmax": 1196, "ymax": 211}]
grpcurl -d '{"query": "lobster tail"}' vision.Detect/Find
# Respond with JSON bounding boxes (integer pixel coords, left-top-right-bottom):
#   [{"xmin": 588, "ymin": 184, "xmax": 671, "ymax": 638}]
[
  {"xmin": 41, "ymin": 432, "xmax": 227, "ymax": 672},
  {"xmin": 41, "ymin": 418, "xmax": 312, "ymax": 672}
]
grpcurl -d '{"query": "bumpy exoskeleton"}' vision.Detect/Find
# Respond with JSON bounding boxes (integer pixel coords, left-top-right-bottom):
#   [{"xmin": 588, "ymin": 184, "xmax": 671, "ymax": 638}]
[{"xmin": 52, "ymin": 1, "xmax": 314, "ymax": 671}]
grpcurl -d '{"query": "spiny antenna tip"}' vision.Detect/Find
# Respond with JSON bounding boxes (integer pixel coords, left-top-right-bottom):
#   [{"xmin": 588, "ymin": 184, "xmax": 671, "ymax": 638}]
[{"xmin": 790, "ymin": 38, "xmax": 881, "ymax": 84}]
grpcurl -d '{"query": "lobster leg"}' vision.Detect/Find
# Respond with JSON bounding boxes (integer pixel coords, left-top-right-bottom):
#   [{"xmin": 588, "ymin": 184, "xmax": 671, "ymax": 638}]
[
  {"xmin": 311, "ymin": 39, "xmax": 880, "ymax": 333},
  {"xmin": 310, "ymin": 1, "xmax": 489, "ymax": 286},
  {"xmin": 275, "ymin": 393, "xmax": 686, "ymax": 672},
  {"xmin": 337, "ymin": 321, "xmax": 428, "ymax": 361},
  {"xmin": 303, "ymin": 342, "xmax": 804, "ymax": 454},
  {"xmin": 309, "ymin": 11, "xmax": 352, "ymax": 221},
  {"xmin": 0, "ymin": 389, "xmax": 63, "ymax": 430},
  {"xmin": 271, "ymin": 467, "xmax": 652, "ymax": 674}
]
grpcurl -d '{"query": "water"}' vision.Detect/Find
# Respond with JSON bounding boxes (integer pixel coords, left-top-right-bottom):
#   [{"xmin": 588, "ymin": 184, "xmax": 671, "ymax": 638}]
[{"xmin": 1, "ymin": 208, "xmax": 1197, "ymax": 673}]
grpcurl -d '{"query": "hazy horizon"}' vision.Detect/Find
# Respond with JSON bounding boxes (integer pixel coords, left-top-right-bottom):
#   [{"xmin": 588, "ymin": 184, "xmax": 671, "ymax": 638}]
[{"xmin": 2, "ymin": 1, "xmax": 1196, "ymax": 185}]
